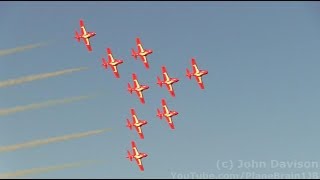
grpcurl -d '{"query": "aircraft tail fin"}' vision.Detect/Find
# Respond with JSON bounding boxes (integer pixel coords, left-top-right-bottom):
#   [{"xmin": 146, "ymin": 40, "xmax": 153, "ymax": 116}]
[
  {"xmin": 126, "ymin": 150, "xmax": 133, "ymax": 161},
  {"xmin": 126, "ymin": 119, "xmax": 133, "ymax": 130},
  {"xmin": 131, "ymin": 48, "xmax": 137, "ymax": 60},
  {"xmin": 186, "ymin": 68, "xmax": 192, "ymax": 79},
  {"xmin": 127, "ymin": 83, "xmax": 133, "ymax": 94},
  {"xmin": 157, "ymin": 108, "xmax": 163, "ymax": 119},
  {"xmin": 74, "ymin": 30, "xmax": 80, "ymax": 42},
  {"xmin": 157, "ymin": 76, "xmax": 162, "ymax": 87},
  {"xmin": 102, "ymin": 58, "xmax": 108, "ymax": 69}
]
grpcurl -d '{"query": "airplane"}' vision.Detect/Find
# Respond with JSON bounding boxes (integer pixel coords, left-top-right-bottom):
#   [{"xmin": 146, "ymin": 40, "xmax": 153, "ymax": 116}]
[
  {"xmin": 131, "ymin": 37, "xmax": 153, "ymax": 69},
  {"xmin": 126, "ymin": 108, "xmax": 148, "ymax": 139},
  {"xmin": 126, "ymin": 141, "xmax": 148, "ymax": 171},
  {"xmin": 186, "ymin": 58, "xmax": 208, "ymax": 89},
  {"xmin": 101, "ymin": 48, "xmax": 124, "ymax": 78},
  {"xmin": 156, "ymin": 98, "xmax": 179, "ymax": 129},
  {"xmin": 127, "ymin": 73, "xmax": 149, "ymax": 104},
  {"xmin": 74, "ymin": 19, "xmax": 96, "ymax": 52},
  {"xmin": 157, "ymin": 66, "xmax": 180, "ymax": 97}
]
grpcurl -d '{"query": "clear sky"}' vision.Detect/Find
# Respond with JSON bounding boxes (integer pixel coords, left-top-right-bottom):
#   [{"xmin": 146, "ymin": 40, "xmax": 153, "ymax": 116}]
[{"xmin": 1, "ymin": 1, "xmax": 320, "ymax": 178}]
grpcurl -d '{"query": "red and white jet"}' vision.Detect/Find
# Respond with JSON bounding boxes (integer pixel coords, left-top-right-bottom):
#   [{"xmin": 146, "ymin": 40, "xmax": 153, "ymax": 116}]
[
  {"xmin": 157, "ymin": 99, "xmax": 179, "ymax": 129},
  {"xmin": 126, "ymin": 141, "xmax": 148, "ymax": 171},
  {"xmin": 186, "ymin": 58, "xmax": 208, "ymax": 89},
  {"xmin": 131, "ymin": 37, "xmax": 153, "ymax": 69},
  {"xmin": 74, "ymin": 19, "xmax": 96, "ymax": 52},
  {"xmin": 127, "ymin": 73, "xmax": 150, "ymax": 104},
  {"xmin": 101, "ymin": 48, "xmax": 124, "ymax": 78},
  {"xmin": 157, "ymin": 66, "xmax": 180, "ymax": 97},
  {"xmin": 126, "ymin": 108, "xmax": 148, "ymax": 139}
]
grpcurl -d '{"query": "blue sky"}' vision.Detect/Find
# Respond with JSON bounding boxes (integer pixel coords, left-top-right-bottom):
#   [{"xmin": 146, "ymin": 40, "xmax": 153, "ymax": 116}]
[{"xmin": 1, "ymin": 1, "xmax": 320, "ymax": 178}]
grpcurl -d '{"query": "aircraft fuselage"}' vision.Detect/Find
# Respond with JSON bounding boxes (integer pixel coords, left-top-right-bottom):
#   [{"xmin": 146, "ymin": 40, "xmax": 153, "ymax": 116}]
[
  {"xmin": 136, "ymin": 87, "xmax": 146, "ymax": 91},
  {"xmin": 134, "ymin": 122, "xmax": 144, "ymax": 127},
  {"xmin": 139, "ymin": 51, "xmax": 148, "ymax": 56},
  {"xmin": 134, "ymin": 154, "xmax": 144, "ymax": 159},
  {"xmin": 109, "ymin": 61, "xmax": 121, "ymax": 66},
  {"xmin": 194, "ymin": 70, "xmax": 208, "ymax": 77}
]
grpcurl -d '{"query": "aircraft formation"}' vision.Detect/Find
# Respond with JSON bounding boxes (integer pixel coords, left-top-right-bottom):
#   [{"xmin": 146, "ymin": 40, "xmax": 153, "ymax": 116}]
[{"xmin": 74, "ymin": 19, "xmax": 208, "ymax": 172}]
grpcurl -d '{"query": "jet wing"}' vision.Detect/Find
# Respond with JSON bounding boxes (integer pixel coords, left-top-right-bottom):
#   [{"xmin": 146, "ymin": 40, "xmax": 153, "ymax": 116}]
[
  {"xmin": 191, "ymin": 58, "xmax": 200, "ymax": 74},
  {"xmin": 135, "ymin": 158, "xmax": 144, "ymax": 171},
  {"xmin": 80, "ymin": 19, "xmax": 87, "ymax": 35},
  {"xmin": 161, "ymin": 99, "xmax": 169, "ymax": 114},
  {"xmin": 162, "ymin": 66, "xmax": 170, "ymax": 81},
  {"xmin": 195, "ymin": 76, "xmax": 205, "ymax": 89},
  {"xmin": 131, "ymin": 141, "xmax": 139, "ymax": 156},
  {"xmin": 165, "ymin": 84, "xmax": 175, "ymax": 97},
  {"xmin": 138, "ymin": 55, "xmax": 149, "ymax": 69},
  {"xmin": 136, "ymin": 91, "xmax": 145, "ymax": 104},
  {"xmin": 132, "ymin": 74, "xmax": 140, "ymax": 88},
  {"xmin": 83, "ymin": 38, "xmax": 92, "ymax": 52},
  {"xmin": 136, "ymin": 38, "xmax": 145, "ymax": 53},
  {"xmin": 165, "ymin": 116, "xmax": 175, "ymax": 129},
  {"xmin": 135, "ymin": 126, "xmax": 144, "ymax": 139},
  {"xmin": 131, "ymin": 109, "xmax": 139, "ymax": 124},
  {"xmin": 110, "ymin": 65, "xmax": 120, "ymax": 78},
  {"xmin": 107, "ymin": 48, "xmax": 115, "ymax": 62}
]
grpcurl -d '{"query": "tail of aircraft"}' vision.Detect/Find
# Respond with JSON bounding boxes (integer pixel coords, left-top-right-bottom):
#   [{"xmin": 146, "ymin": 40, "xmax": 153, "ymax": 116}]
[
  {"xmin": 157, "ymin": 109, "xmax": 163, "ymax": 119},
  {"xmin": 127, "ymin": 83, "xmax": 133, "ymax": 94},
  {"xmin": 101, "ymin": 58, "xmax": 108, "ymax": 69},
  {"xmin": 126, "ymin": 119, "xmax": 133, "ymax": 130},
  {"xmin": 131, "ymin": 49, "xmax": 137, "ymax": 60},
  {"xmin": 74, "ymin": 30, "xmax": 80, "ymax": 42},
  {"xmin": 126, "ymin": 150, "xmax": 133, "ymax": 161},
  {"xmin": 186, "ymin": 68, "xmax": 192, "ymax": 79},
  {"xmin": 156, "ymin": 76, "xmax": 163, "ymax": 87}
]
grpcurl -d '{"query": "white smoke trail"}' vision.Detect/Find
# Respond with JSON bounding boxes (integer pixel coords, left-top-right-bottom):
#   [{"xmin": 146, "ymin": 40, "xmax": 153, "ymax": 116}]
[
  {"xmin": 0, "ymin": 67, "xmax": 88, "ymax": 88},
  {"xmin": 0, "ymin": 42, "xmax": 47, "ymax": 57},
  {"xmin": 0, "ymin": 128, "xmax": 111, "ymax": 153},
  {"xmin": 0, "ymin": 160, "xmax": 104, "ymax": 179},
  {"xmin": 0, "ymin": 94, "xmax": 96, "ymax": 117}
]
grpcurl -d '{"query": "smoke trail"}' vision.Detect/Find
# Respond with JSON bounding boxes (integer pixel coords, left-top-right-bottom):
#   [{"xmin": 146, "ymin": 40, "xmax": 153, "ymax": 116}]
[
  {"xmin": 0, "ymin": 160, "xmax": 104, "ymax": 178},
  {"xmin": 0, "ymin": 128, "xmax": 111, "ymax": 153},
  {"xmin": 0, "ymin": 42, "xmax": 47, "ymax": 57},
  {"xmin": 0, "ymin": 94, "xmax": 96, "ymax": 117},
  {"xmin": 0, "ymin": 67, "xmax": 88, "ymax": 89}
]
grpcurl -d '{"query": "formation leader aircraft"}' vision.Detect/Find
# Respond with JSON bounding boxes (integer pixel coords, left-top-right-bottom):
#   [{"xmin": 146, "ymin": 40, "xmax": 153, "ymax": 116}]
[
  {"xmin": 157, "ymin": 66, "xmax": 180, "ymax": 97},
  {"xmin": 126, "ymin": 108, "xmax": 148, "ymax": 139},
  {"xmin": 101, "ymin": 48, "xmax": 124, "ymax": 78},
  {"xmin": 186, "ymin": 58, "xmax": 208, "ymax": 89},
  {"xmin": 74, "ymin": 19, "xmax": 96, "ymax": 52},
  {"xmin": 128, "ymin": 73, "xmax": 149, "ymax": 104},
  {"xmin": 126, "ymin": 141, "xmax": 148, "ymax": 171},
  {"xmin": 131, "ymin": 37, "xmax": 153, "ymax": 69},
  {"xmin": 157, "ymin": 99, "xmax": 179, "ymax": 129}
]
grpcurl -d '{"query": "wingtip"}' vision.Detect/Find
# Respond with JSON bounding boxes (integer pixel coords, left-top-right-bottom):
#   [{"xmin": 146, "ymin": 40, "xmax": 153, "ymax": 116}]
[
  {"xmin": 144, "ymin": 63, "xmax": 150, "ymax": 69},
  {"xmin": 140, "ymin": 134, "xmax": 145, "ymax": 139}
]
